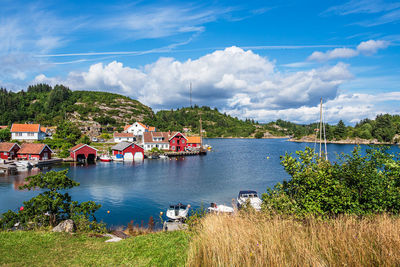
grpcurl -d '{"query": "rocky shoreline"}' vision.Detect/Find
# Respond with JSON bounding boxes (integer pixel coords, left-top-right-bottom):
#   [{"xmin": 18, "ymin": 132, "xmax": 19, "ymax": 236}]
[{"xmin": 288, "ymin": 136, "xmax": 397, "ymax": 145}]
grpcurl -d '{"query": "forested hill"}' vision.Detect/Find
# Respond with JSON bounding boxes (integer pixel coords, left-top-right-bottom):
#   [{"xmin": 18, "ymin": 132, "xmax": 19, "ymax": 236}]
[
  {"xmin": 0, "ymin": 84, "xmax": 154, "ymax": 126},
  {"xmin": 263, "ymin": 116, "xmax": 400, "ymax": 143},
  {"xmin": 144, "ymin": 106, "xmax": 257, "ymax": 138}
]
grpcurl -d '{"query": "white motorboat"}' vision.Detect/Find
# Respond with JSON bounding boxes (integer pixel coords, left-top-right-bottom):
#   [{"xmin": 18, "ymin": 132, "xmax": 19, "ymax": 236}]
[
  {"xmin": 237, "ymin": 190, "xmax": 262, "ymax": 211},
  {"xmin": 159, "ymin": 155, "xmax": 168, "ymax": 159},
  {"xmin": 112, "ymin": 154, "xmax": 124, "ymax": 162},
  {"xmin": 166, "ymin": 203, "xmax": 190, "ymax": 221},
  {"xmin": 207, "ymin": 203, "xmax": 234, "ymax": 214},
  {"xmin": 14, "ymin": 161, "xmax": 33, "ymax": 169}
]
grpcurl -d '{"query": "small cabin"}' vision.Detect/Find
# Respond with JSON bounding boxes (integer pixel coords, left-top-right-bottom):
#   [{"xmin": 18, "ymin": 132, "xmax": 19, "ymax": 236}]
[
  {"xmin": 17, "ymin": 143, "xmax": 53, "ymax": 160},
  {"xmin": 187, "ymin": 136, "xmax": 201, "ymax": 148},
  {"xmin": 0, "ymin": 142, "xmax": 20, "ymax": 160},
  {"xmin": 70, "ymin": 144, "xmax": 98, "ymax": 162}
]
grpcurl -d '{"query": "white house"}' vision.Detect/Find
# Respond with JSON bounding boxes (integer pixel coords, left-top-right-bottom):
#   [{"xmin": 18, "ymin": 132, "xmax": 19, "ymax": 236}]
[
  {"xmin": 113, "ymin": 132, "xmax": 136, "ymax": 143},
  {"xmin": 142, "ymin": 132, "xmax": 170, "ymax": 151},
  {"xmin": 11, "ymin": 124, "xmax": 46, "ymax": 141},
  {"xmin": 124, "ymin": 122, "xmax": 156, "ymax": 137}
]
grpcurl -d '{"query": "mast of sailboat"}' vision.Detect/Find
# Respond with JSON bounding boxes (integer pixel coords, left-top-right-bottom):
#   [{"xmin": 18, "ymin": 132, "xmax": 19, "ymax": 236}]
[
  {"xmin": 199, "ymin": 116, "xmax": 203, "ymax": 148},
  {"xmin": 190, "ymin": 82, "xmax": 192, "ymax": 108},
  {"xmin": 319, "ymin": 98, "xmax": 323, "ymax": 157}
]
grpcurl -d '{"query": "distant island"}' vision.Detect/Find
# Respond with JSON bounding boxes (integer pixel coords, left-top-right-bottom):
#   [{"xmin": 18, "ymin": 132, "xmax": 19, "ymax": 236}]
[{"xmin": 0, "ymin": 84, "xmax": 399, "ymax": 144}]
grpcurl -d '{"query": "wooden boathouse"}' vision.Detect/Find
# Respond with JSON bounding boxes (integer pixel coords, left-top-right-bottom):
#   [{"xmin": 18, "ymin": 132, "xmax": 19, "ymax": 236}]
[{"xmin": 70, "ymin": 144, "xmax": 98, "ymax": 162}]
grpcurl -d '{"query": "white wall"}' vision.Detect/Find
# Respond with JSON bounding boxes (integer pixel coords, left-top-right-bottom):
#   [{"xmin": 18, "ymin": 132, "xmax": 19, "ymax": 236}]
[
  {"xmin": 143, "ymin": 143, "xmax": 169, "ymax": 151},
  {"xmin": 114, "ymin": 137, "xmax": 135, "ymax": 143},
  {"xmin": 12, "ymin": 132, "xmax": 43, "ymax": 141},
  {"xmin": 127, "ymin": 122, "xmax": 148, "ymax": 136}
]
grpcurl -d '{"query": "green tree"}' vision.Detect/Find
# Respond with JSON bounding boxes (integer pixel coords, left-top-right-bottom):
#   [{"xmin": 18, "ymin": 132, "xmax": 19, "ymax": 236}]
[
  {"xmin": 54, "ymin": 121, "xmax": 82, "ymax": 145},
  {"xmin": 0, "ymin": 170, "xmax": 101, "ymax": 229},
  {"xmin": 255, "ymin": 131, "xmax": 264, "ymax": 139},
  {"xmin": 334, "ymin": 120, "xmax": 347, "ymax": 139},
  {"xmin": 372, "ymin": 114, "xmax": 396, "ymax": 142},
  {"xmin": 0, "ymin": 128, "xmax": 11, "ymax": 141},
  {"xmin": 77, "ymin": 135, "xmax": 91, "ymax": 145}
]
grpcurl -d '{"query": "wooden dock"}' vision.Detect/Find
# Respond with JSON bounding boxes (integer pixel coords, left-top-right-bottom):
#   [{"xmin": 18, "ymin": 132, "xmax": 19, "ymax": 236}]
[
  {"xmin": 165, "ymin": 150, "xmax": 207, "ymax": 157},
  {"xmin": 34, "ymin": 158, "xmax": 63, "ymax": 166},
  {"xmin": 0, "ymin": 164, "xmax": 17, "ymax": 174}
]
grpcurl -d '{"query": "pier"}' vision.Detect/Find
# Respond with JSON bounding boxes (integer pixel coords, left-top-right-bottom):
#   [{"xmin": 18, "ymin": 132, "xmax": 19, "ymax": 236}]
[
  {"xmin": 164, "ymin": 150, "xmax": 207, "ymax": 157},
  {"xmin": 0, "ymin": 163, "xmax": 17, "ymax": 174}
]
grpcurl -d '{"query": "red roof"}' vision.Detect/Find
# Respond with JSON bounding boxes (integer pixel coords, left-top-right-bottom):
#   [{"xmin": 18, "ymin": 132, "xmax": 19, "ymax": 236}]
[
  {"xmin": 114, "ymin": 132, "xmax": 135, "ymax": 138},
  {"xmin": 0, "ymin": 142, "xmax": 20, "ymax": 152},
  {"xmin": 40, "ymin": 127, "xmax": 47, "ymax": 133},
  {"xmin": 70, "ymin": 143, "xmax": 98, "ymax": 152},
  {"xmin": 168, "ymin": 132, "xmax": 188, "ymax": 141},
  {"xmin": 11, "ymin": 124, "xmax": 40, "ymax": 133},
  {"xmin": 17, "ymin": 143, "xmax": 52, "ymax": 155},
  {"xmin": 124, "ymin": 125, "xmax": 131, "ymax": 131},
  {"xmin": 143, "ymin": 132, "xmax": 170, "ymax": 144},
  {"xmin": 148, "ymin": 126, "xmax": 156, "ymax": 132},
  {"xmin": 137, "ymin": 122, "xmax": 149, "ymax": 130},
  {"xmin": 0, "ymin": 126, "xmax": 7, "ymax": 130}
]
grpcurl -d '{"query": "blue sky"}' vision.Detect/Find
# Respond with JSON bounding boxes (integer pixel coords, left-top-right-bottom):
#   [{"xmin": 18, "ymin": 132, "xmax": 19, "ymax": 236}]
[{"xmin": 1, "ymin": 0, "xmax": 400, "ymax": 124}]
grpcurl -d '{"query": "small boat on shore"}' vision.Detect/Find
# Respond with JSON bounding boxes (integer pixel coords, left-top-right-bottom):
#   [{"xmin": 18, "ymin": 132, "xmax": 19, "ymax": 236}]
[
  {"xmin": 237, "ymin": 190, "xmax": 262, "ymax": 211},
  {"xmin": 166, "ymin": 203, "xmax": 190, "ymax": 221},
  {"xmin": 208, "ymin": 203, "xmax": 234, "ymax": 214},
  {"xmin": 99, "ymin": 155, "xmax": 113, "ymax": 162}
]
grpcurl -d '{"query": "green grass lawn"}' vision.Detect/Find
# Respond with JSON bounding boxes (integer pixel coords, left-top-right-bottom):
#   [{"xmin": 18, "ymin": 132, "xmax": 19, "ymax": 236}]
[{"xmin": 0, "ymin": 231, "xmax": 189, "ymax": 267}]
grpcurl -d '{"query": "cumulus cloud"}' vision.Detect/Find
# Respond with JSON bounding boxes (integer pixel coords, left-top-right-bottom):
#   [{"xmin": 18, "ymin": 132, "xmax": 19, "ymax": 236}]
[
  {"xmin": 308, "ymin": 39, "xmax": 389, "ymax": 61},
  {"xmin": 34, "ymin": 46, "xmax": 352, "ymax": 111},
  {"xmin": 32, "ymin": 46, "xmax": 400, "ymax": 124}
]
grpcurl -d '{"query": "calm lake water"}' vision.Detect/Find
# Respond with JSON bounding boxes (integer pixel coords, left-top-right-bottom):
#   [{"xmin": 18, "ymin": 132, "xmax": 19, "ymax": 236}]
[{"xmin": 1, "ymin": 138, "xmax": 399, "ymax": 227}]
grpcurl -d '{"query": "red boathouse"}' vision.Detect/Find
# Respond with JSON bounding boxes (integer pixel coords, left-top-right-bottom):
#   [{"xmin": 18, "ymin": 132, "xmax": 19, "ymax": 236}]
[
  {"xmin": 17, "ymin": 143, "xmax": 53, "ymax": 160},
  {"xmin": 0, "ymin": 143, "xmax": 20, "ymax": 160},
  {"xmin": 70, "ymin": 144, "xmax": 98, "ymax": 162},
  {"xmin": 111, "ymin": 141, "xmax": 144, "ymax": 160}
]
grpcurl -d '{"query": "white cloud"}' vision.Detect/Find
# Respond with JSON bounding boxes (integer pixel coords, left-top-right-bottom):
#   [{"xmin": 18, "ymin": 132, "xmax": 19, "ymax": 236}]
[
  {"xmin": 33, "ymin": 46, "xmax": 354, "ymax": 116},
  {"xmin": 308, "ymin": 39, "xmax": 389, "ymax": 61},
  {"xmin": 323, "ymin": 0, "xmax": 400, "ymax": 15},
  {"xmin": 356, "ymin": 40, "xmax": 389, "ymax": 54}
]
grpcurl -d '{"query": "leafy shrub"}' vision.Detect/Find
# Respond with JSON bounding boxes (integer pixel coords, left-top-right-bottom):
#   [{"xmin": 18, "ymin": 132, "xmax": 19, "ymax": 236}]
[
  {"xmin": 262, "ymin": 146, "xmax": 400, "ymax": 217},
  {"xmin": 0, "ymin": 170, "xmax": 102, "ymax": 231}
]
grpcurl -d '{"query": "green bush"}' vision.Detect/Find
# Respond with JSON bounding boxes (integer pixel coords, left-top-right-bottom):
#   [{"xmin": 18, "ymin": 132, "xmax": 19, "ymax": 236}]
[
  {"xmin": 262, "ymin": 146, "xmax": 400, "ymax": 217},
  {"xmin": 0, "ymin": 170, "xmax": 102, "ymax": 231}
]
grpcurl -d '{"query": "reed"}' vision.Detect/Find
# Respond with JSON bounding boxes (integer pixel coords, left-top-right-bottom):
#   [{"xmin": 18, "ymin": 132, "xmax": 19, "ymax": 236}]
[{"xmin": 187, "ymin": 213, "xmax": 400, "ymax": 266}]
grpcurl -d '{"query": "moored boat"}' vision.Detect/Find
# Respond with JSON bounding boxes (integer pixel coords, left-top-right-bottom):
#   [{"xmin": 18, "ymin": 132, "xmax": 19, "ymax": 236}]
[
  {"xmin": 166, "ymin": 203, "xmax": 190, "ymax": 221},
  {"xmin": 99, "ymin": 155, "xmax": 113, "ymax": 162},
  {"xmin": 237, "ymin": 190, "xmax": 262, "ymax": 211},
  {"xmin": 208, "ymin": 203, "xmax": 234, "ymax": 214}
]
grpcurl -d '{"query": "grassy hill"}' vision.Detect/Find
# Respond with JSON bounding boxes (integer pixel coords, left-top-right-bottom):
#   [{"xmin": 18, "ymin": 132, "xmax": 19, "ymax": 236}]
[{"xmin": 0, "ymin": 84, "xmax": 154, "ymax": 128}]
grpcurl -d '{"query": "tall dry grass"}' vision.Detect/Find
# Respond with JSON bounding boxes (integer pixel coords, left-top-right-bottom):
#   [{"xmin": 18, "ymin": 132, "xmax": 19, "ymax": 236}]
[{"xmin": 187, "ymin": 213, "xmax": 400, "ymax": 266}]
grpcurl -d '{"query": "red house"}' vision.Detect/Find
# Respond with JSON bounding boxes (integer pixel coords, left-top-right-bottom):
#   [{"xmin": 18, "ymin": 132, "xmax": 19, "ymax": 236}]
[
  {"xmin": 169, "ymin": 132, "xmax": 188, "ymax": 152},
  {"xmin": 17, "ymin": 143, "xmax": 53, "ymax": 160},
  {"xmin": 187, "ymin": 136, "xmax": 201, "ymax": 148},
  {"xmin": 0, "ymin": 143, "xmax": 20, "ymax": 160},
  {"xmin": 111, "ymin": 141, "xmax": 144, "ymax": 160},
  {"xmin": 70, "ymin": 144, "xmax": 98, "ymax": 162}
]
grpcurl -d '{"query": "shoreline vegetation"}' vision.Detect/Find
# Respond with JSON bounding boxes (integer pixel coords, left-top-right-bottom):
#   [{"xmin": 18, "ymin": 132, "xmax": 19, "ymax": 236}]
[{"xmin": 1, "ymin": 146, "xmax": 400, "ymax": 266}]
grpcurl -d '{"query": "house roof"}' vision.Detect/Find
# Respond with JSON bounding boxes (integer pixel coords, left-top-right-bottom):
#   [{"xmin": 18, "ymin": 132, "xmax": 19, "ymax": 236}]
[
  {"xmin": 0, "ymin": 142, "xmax": 20, "ymax": 152},
  {"xmin": 11, "ymin": 124, "xmax": 40, "ymax": 133},
  {"xmin": 17, "ymin": 143, "xmax": 53, "ymax": 155},
  {"xmin": 187, "ymin": 136, "xmax": 201, "ymax": 144},
  {"xmin": 40, "ymin": 127, "xmax": 47, "ymax": 133},
  {"xmin": 111, "ymin": 141, "xmax": 134, "ymax": 151},
  {"xmin": 70, "ymin": 143, "xmax": 98, "ymax": 152},
  {"xmin": 148, "ymin": 126, "xmax": 156, "ymax": 132},
  {"xmin": 114, "ymin": 132, "xmax": 135, "ymax": 138},
  {"xmin": 123, "ymin": 125, "xmax": 131, "ymax": 131},
  {"xmin": 143, "ymin": 132, "xmax": 169, "ymax": 144},
  {"xmin": 168, "ymin": 132, "xmax": 188, "ymax": 141},
  {"xmin": 0, "ymin": 126, "xmax": 8, "ymax": 130},
  {"xmin": 137, "ymin": 122, "xmax": 148, "ymax": 130}
]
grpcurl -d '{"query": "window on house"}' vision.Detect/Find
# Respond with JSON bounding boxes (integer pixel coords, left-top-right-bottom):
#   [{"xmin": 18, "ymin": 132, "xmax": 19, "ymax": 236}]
[
  {"xmin": 172, "ymin": 140, "xmax": 175, "ymax": 143},
  {"xmin": 182, "ymin": 140, "xmax": 185, "ymax": 144},
  {"xmin": 28, "ymin": 133, "xmax": 34, "ymax": 136},
  {"xmin": 172, "ymin": 146, "xmax": 175, "ymax": 150},
  {"xmin": 16, "ymin": 133, "xmax": 22, "ymax": 136}
]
